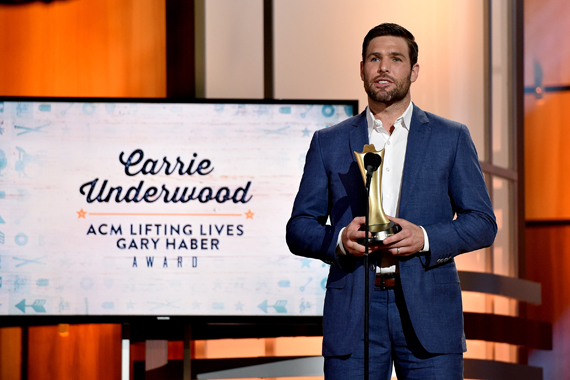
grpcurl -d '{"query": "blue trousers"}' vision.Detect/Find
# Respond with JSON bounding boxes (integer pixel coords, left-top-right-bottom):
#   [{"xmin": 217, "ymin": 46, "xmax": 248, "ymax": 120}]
[{"xmin": 324, "ymin": 280, "xmax": 463, "ymax": 380}]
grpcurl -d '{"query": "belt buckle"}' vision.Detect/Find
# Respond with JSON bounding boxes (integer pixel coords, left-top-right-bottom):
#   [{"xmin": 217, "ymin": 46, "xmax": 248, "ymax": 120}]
[{"xmin": 375, "ymin": 273, "xmax": 396, "ymax": 290}]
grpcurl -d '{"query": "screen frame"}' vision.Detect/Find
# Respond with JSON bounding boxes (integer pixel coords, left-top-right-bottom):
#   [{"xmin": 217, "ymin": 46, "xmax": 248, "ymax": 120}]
[{"xmin": 0, "ymin": 96, "xmax": 358, "ymax": 327}]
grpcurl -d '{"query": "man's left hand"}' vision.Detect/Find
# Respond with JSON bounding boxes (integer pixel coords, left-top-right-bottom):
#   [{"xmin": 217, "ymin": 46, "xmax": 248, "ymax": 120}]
[{"xmin": 382, "ymin": 215, "xmax": 425, "ymax": 256}]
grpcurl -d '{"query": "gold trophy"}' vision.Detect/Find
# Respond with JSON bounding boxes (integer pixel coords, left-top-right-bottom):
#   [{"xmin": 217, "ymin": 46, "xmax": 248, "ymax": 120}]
[{"xmin": 354, "ymin": 144, "xmax": 400, "ymax": 243}]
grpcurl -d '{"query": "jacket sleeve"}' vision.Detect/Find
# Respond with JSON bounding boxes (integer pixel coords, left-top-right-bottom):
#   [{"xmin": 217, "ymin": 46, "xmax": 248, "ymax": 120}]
[
  {"xmin": 421, "ymin": 124, "xmax": 497, "ymax": 268},
  {"xmin": 286, "ymin": 131, "xmax": 356, "ymax": 271}
]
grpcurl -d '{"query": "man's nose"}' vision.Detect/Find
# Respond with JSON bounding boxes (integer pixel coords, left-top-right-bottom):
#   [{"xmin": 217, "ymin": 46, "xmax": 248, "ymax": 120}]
[{"xmin": 378, "ymin": 60, "xmax": 389, "ymax": 73}]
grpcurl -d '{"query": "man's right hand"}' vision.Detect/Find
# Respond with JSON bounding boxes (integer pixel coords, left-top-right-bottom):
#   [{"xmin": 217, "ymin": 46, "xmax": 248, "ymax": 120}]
[{"xmin": 341, "ymin": 216, "xmax": 381, "ymax": 257}]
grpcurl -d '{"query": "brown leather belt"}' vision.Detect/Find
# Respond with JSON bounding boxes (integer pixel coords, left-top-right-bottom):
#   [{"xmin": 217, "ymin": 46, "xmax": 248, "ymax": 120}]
[{"xmin": 375, "ymin": 273, "xmax": 397, "ymax": 290}]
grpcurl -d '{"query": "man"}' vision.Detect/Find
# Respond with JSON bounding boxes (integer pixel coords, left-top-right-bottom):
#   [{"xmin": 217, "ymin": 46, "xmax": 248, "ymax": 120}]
[{"xmin": 286, "ymin": 23, "xmax": 497, "ymax": 380}]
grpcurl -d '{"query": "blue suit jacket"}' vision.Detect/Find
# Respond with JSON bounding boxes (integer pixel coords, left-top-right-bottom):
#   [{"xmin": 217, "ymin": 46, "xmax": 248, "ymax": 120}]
[{"xmin": 286, "ymin": 105, "xmax": 497, "ymax": 356}]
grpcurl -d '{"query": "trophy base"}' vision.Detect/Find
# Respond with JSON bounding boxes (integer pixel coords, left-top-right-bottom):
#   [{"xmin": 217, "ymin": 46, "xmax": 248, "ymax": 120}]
[{"xmin": 359, "ymin": 221, "xmax": 401, "ymax": 244}]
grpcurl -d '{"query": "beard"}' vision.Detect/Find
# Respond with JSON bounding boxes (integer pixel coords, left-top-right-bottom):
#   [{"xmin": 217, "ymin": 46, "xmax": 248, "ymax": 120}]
[{"xmin": 364, "ymin": 72, "xmax": 412, "ymax": 104}]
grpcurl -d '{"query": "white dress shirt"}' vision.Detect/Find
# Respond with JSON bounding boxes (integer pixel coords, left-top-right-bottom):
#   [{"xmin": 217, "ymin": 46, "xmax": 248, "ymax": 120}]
[{"xmin": 367, "ymin": 102, "xmax": 411, "ymax": 219}]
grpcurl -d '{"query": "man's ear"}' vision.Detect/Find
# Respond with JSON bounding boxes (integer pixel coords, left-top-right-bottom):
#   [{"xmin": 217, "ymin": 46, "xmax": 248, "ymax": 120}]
[{"xmin": 410, "ymin": 63, "xmax": 420, "ymax": 83}]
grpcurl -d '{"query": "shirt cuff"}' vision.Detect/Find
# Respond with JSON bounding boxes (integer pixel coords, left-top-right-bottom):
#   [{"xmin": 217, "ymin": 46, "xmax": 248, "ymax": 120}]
[
  {"xmin": 419, "ymin": 226, "xmax": 430, "ymax": 252},
  {"xmin": 336, "ymin": 227, "xmax": 348, "ymax": 256}
]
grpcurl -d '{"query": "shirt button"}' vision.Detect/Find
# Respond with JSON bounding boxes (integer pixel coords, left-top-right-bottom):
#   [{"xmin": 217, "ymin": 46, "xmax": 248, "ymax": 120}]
[
  {"xmin": 386, "ymin": 167, "xmax": 390, "ymax": 172},
  {"xmin": 387, "ymin": 141, "xmax": 391, "ymax": 145}
]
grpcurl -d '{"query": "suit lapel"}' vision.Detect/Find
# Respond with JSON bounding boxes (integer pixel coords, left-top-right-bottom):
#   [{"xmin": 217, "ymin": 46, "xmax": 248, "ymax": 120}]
[
  {"xmin": 399, "ymin": 105, "xmax": 431, "ymax": 217},
  {"xmin": 349, "ymin": 111, "xmax": 369, "ymax": 158}
]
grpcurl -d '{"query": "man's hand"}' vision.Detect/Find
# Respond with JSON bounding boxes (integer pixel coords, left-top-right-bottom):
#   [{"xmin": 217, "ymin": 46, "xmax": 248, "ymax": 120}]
[
  {"xmin": 382, "ymin": 215, "xmax": 425, "ymax": 256},
  {"xmin": 341, "ymin": 216, "xmax": 382, "ymax": 257}
]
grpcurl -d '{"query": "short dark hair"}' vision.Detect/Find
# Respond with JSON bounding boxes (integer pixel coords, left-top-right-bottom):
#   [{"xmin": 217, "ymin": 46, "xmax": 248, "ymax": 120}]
[{"xmin": 362, "ymin": 23, "xmax": 419, "ymax": 67}]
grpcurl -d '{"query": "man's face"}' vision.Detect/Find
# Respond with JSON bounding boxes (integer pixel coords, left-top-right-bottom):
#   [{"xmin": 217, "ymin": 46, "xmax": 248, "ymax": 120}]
[{"xmin": 360, "ymin": 36, "xmax": 419, "ymax": 105}]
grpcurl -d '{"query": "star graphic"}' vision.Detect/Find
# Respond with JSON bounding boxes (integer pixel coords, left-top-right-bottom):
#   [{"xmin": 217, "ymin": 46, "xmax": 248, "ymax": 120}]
[
  {"xmin": 126, "ymin": 301, "xmax": 134, "ymax": 309},
  {"xmin": 245, "ymin": 210, "xmax": 254, "ymax": 219},
  {"xmin": 235, "ymin": 301, "xmax": 244, "ymax": 311},
  {"xmin": 301, "ymin": 258, "xmax": 312, "ymax": 268},
  {"xmin": 76, "ymin": 209, "xmax": 87, "ymax": 219},
  {"xmin": 192, "ymin": 301, "xmax": 201, "ymax": 309},
  {"xmin": 0, "ymin": 126, "xmax": 4, "ymax": 135},
  {"xmin": 302, "ymin": 127, "xmax": 310, "ymax": 137}
]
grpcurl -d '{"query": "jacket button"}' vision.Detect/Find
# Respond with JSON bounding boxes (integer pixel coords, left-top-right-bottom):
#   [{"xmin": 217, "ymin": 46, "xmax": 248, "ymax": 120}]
[{"xmin": 370, "ymin": 264, "xmax": 376, "ymax": 271}]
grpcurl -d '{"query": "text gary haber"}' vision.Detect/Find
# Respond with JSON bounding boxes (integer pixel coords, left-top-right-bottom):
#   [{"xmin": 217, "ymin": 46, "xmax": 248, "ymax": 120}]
[{"xmin": 116, "ymin": 236, "xmax": 220, "ymax": 250}]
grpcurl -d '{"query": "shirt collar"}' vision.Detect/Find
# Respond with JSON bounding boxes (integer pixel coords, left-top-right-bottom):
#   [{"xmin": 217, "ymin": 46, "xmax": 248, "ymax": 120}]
[{"xmin": 366, "ymin": 101, "xmax": 414, "ymax": 135}]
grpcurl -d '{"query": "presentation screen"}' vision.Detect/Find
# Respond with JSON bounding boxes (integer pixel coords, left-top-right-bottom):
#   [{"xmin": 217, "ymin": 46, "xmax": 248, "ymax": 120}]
[{"xmin": 0, "ymin": 98, "xmax": 356, "ymax": 318}]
